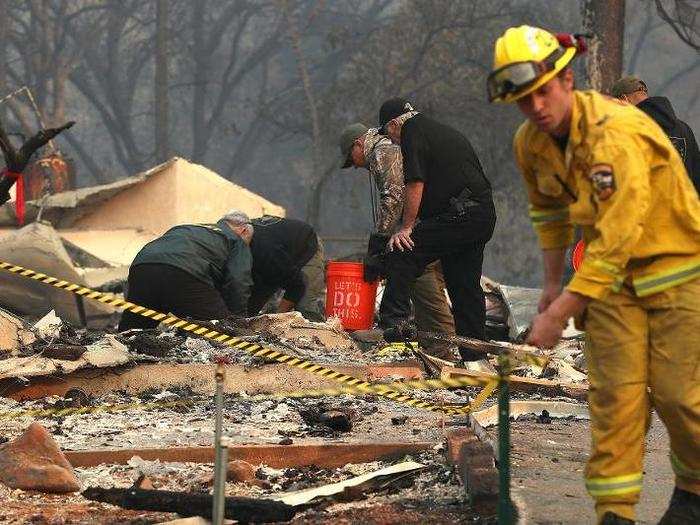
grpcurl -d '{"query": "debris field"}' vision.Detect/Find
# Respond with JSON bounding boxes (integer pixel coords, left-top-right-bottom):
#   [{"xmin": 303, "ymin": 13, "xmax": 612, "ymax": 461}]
[{"xmin": 0, "ymin": 265, "xmax": 605, "ymax": 525}]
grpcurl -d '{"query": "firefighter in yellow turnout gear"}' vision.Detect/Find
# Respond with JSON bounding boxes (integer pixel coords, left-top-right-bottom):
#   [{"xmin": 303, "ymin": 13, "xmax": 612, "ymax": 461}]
[{"xmin": 489, "ymin": 26, "xmax": 700, "ymax": 524}]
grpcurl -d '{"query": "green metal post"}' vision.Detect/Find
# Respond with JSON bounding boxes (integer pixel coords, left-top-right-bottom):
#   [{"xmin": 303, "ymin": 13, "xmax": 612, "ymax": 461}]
[
  {"xmin": 497, "ymin": 365, "xmax": 512, "ymax": 524},
  {"xmin": 212, "ymin": 364, "xmax": 226, "ymax": 525}
]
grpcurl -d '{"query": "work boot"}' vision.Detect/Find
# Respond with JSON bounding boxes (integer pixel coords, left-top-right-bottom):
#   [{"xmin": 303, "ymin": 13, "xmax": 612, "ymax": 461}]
[
  {"xmin": 382, "ymin": 320, "xmax": 417, "ymax": 343},
  {"xmin": 600, "ymin": 512, "xmax": 635, "ymax": 524},
  {"xmin": 458, "ymin": 347, "xmax": 483, "ymax": 362},
  {"xmin": 657, "ymin": 488, "xmax": 700, "ymax": 525},
  {"xmin": 423, "ymin": 342, "xmax": 460, "ymax": 362}
]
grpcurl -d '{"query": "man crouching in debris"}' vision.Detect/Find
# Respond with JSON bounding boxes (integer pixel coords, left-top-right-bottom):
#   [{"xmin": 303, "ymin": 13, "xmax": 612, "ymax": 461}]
[
  {"xmin": 489, "ymin": 26, "xmax": 700, "ymax": 524},
  {"xmin": 338, "ymin": 122, "xmax": 458, "ymax": 358},
  {"xmin": 376, "ymin": 98, "xmax": 496, "ymax": 361},
  {"xmin": 247, "ymin": 215, "xmax": 326, "ymax": 321},
  {"xmin": 118, "ymin": 210, "xmax": 254, "ymax": 331}
]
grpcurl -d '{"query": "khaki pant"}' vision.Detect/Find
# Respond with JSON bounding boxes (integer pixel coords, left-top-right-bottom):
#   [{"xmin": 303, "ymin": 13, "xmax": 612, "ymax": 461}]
[
  {"xmin": 296, "ymin": 238, "xmax": 326, "ymax": 321},
  {"xmin": 413, "ymin": 261, "xmax": 456, "ymax": 336},
  {"xmin": 584, "ymin": 278, "xmax": 700, "ymax": 522}
]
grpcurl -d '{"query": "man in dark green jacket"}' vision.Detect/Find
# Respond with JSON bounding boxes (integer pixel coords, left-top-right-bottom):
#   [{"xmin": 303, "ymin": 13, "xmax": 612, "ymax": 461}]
[{"xmin": 118, "ymin": 210, "xmax": 254, "ymax": 331}]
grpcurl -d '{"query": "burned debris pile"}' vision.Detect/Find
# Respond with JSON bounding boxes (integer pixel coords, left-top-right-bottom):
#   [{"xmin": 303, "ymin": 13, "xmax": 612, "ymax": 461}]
[
  {"xmin": 0, "ymin": 158, "xmax": 594, "ymax": 524},
  {"xmin": 0, "ymin": 272, "xmax": 588, "ymax": 523}
]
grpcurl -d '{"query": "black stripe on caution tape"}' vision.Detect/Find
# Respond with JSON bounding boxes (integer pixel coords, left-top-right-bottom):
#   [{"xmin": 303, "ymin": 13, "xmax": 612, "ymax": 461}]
[{"xmin": 0, "ymin": 261, "xmax": 469, "ymax": 415}]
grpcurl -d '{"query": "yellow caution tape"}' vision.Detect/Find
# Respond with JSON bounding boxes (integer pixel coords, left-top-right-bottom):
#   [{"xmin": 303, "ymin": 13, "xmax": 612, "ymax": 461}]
[
  {"xmin": 0, "ymin": 373, "xmax": 500, "ymax": 420},
  {"xmin": 376, "ymin": 341, "xmax": 418, "ymax": 357},
  {"xmin": 501, "ymin": 346, "xmax": 550, "ymax": 368},
  {"xmin": 468, "ymin": 378, "xmax": 498, "ymax": 411},
  {"xmin": 0, "ymin": 261, "xmax": 468, "ymax": 415},
  {"xmin": 0, "ymin": 399, "xmax": 195, "ymax": 421},
  {"xmin": 252, "ymin": 373, "xmax": 493, "ymax": 400}
]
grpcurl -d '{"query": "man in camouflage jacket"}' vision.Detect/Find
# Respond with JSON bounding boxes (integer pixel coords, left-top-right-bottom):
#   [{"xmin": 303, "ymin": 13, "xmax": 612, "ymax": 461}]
[{"xmin": 340, "ymin": 123, "xmax": 456, "ymax": 354}]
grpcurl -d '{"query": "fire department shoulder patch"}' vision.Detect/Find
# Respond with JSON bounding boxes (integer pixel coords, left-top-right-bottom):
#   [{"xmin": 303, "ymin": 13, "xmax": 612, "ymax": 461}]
[{"xmin": 589, "ymin": 164, "xmax": 616, "ymax": 201}]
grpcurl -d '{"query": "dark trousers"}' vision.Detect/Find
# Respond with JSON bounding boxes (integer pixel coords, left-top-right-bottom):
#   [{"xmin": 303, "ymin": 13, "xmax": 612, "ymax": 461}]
[
  {"xmin": 384, "ymin": 204, "xmax": 495, "ymax": 357},
  {"xmin": 118, "ymin": 263, "xmax": 230, "ymax": 331},
  {"xmin": 379, "ymin": 261, "xmax": 456, "ymax": 335}
]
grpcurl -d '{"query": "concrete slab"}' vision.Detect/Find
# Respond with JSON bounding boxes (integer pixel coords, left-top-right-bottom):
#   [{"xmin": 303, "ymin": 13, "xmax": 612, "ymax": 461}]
[
  {"xmin": 65, "ymin": 442, "xmax": 435, "ymax": 469},
  {"xmin": 472, "ymin": 400, "xmax": 590, "ymax": 429},
  {"xmin": 506, "ymin": 415, "xmax": 672, "ymax": 524},
  {"xmin": 3, "ymin": 362, "xmax": 426, "ymax": 401}
]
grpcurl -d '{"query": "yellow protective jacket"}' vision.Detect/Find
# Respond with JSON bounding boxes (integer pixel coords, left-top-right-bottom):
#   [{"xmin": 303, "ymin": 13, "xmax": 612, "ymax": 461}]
[{"xmin": 514, "ymin": 90, "xmax": 700, "ymax": 300}]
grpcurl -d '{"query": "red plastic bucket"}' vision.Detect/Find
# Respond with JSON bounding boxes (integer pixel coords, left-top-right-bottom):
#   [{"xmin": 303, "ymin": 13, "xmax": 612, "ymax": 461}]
[
  {"xmin": 572, "ymin": 240, "xmax": 585, "ymax": 272},
  {"xmin": 325, "ymin": 261, "xmax": 378, "ymax": 330}
]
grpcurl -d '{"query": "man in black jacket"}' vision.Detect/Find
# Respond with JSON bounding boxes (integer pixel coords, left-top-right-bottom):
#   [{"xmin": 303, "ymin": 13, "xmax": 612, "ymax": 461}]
[
  {"xmin": 612, "ymin": 76, "xmax": 699, "ymax": 195},
  {"xmin": 248, "ymin": 216, "xmax": 325, "ymax": 321},
  {"xmin": 377, "ymin": 98, "xmax": 496, "ymax": 359},
  {"xmin": 118, "ymin": 210, "xmax": 254, "ymax": 331}
]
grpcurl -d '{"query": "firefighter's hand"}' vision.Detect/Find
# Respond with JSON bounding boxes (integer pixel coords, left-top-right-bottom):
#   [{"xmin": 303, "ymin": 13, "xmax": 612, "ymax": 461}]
[
  {"xmin": 526, "ymin": 311, "xmax": 564, "ymax": 349},
  {"xmin": 388, "ymin": 226, "xmax": 414, "ymax": 252}
]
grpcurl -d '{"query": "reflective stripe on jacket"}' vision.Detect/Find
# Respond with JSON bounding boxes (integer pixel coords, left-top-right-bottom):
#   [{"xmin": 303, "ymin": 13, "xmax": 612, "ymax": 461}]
[{"xmin": 514, "ymin": 90, "xmax": 700, "ymax": 300}]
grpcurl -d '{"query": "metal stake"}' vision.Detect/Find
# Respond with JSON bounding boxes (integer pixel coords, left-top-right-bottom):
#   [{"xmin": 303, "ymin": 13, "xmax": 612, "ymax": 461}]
[
  {"xmin": 212, "ymin": 363, "xmax": 226, "ymax": 525},
  {"xmin": 497, "ymin": 357, "xmax": 512, "ymax": 524}
]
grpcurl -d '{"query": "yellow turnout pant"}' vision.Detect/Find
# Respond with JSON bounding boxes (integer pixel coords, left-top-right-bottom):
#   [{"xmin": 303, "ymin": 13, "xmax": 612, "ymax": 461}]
[{"xmin": 584, "ymin": 277, "xmax": 700, "ymax": 522}]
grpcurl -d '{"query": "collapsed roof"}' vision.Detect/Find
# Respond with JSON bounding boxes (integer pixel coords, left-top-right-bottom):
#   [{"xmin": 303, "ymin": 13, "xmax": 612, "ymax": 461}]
[{"xmin": 0, "ymin": 157, "xmax": 286, "ymax": 266}]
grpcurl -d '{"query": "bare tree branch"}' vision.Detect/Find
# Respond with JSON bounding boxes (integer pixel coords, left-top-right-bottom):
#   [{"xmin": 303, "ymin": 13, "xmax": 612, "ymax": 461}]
[{"xmin": 655, "ymin": 0, "xmax": 700, "ymax": 50}]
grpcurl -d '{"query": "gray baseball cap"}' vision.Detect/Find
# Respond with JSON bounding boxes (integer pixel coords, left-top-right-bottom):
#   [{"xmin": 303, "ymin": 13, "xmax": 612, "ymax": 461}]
[
  {"xmin": 338, "ymin": 123, "xmax": 368, "ymax": 168},
  {"xmin": 611, "ymin": 76, "xmax": 648, "ymax": 98}
]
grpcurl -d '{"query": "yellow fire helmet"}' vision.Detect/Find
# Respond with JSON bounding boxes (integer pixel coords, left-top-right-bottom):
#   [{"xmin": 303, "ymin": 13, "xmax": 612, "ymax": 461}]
[{"xmin": 488, "ymin": 25, "xmax": 578, "ymax": 103}]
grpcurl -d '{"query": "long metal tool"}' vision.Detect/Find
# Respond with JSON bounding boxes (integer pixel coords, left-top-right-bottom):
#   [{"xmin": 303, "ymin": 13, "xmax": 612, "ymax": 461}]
[
  {"xmin": 497, "ymin": 354, "xmax": 512, "ymax": 524},
  {"xmin": 212, "ymin": 363, "xmax": 226, "ymax": 525},
  {"xmin": 416, "ymin": 329, "xmax": 549, "ymax": 368}
]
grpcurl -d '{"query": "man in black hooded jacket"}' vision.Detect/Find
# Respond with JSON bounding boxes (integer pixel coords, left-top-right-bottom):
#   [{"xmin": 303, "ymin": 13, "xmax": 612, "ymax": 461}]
[
  {"xmin": 612, "ymin": 76, "xmax": 699, "ymax": 195},
  {"xmin": 247, "ymin": 216, "xmax": 325, "ymax": 321}
]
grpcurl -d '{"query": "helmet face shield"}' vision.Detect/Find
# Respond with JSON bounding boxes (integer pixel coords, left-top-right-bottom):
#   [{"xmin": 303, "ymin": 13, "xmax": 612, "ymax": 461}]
[
  {"xmin": 487, "ymin": 61, "xmax": 545, "ymax": 102},
  {"xmin": 487, "ymin": 46, "xmax": 567, "ymax": 103}
]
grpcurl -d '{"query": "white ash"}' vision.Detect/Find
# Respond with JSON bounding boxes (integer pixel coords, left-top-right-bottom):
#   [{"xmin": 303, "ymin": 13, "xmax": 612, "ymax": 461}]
[{"xmin": 1, "ymin": 391, "xmax": 449, "ymax": 450}]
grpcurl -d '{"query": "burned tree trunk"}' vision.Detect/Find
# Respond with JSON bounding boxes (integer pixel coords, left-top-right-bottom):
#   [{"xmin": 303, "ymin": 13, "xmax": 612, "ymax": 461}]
[
  {"xmin": 0, "ymin": 12, "xmax": 7, "ymax": 123},
  {"xmin": 581, "ymin": 0, "xmax": 626, "ymax": 93},
  {"xmin": 155, "ymin": 0, "xmax": 170, "ymax": 162},
  {"xmin": 82, "ymin": 486, "xmax": 297, "ymax": 523},
  {"xmin": 279, "ymin": 0, "xmax": 324, "ymax": 227}
]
